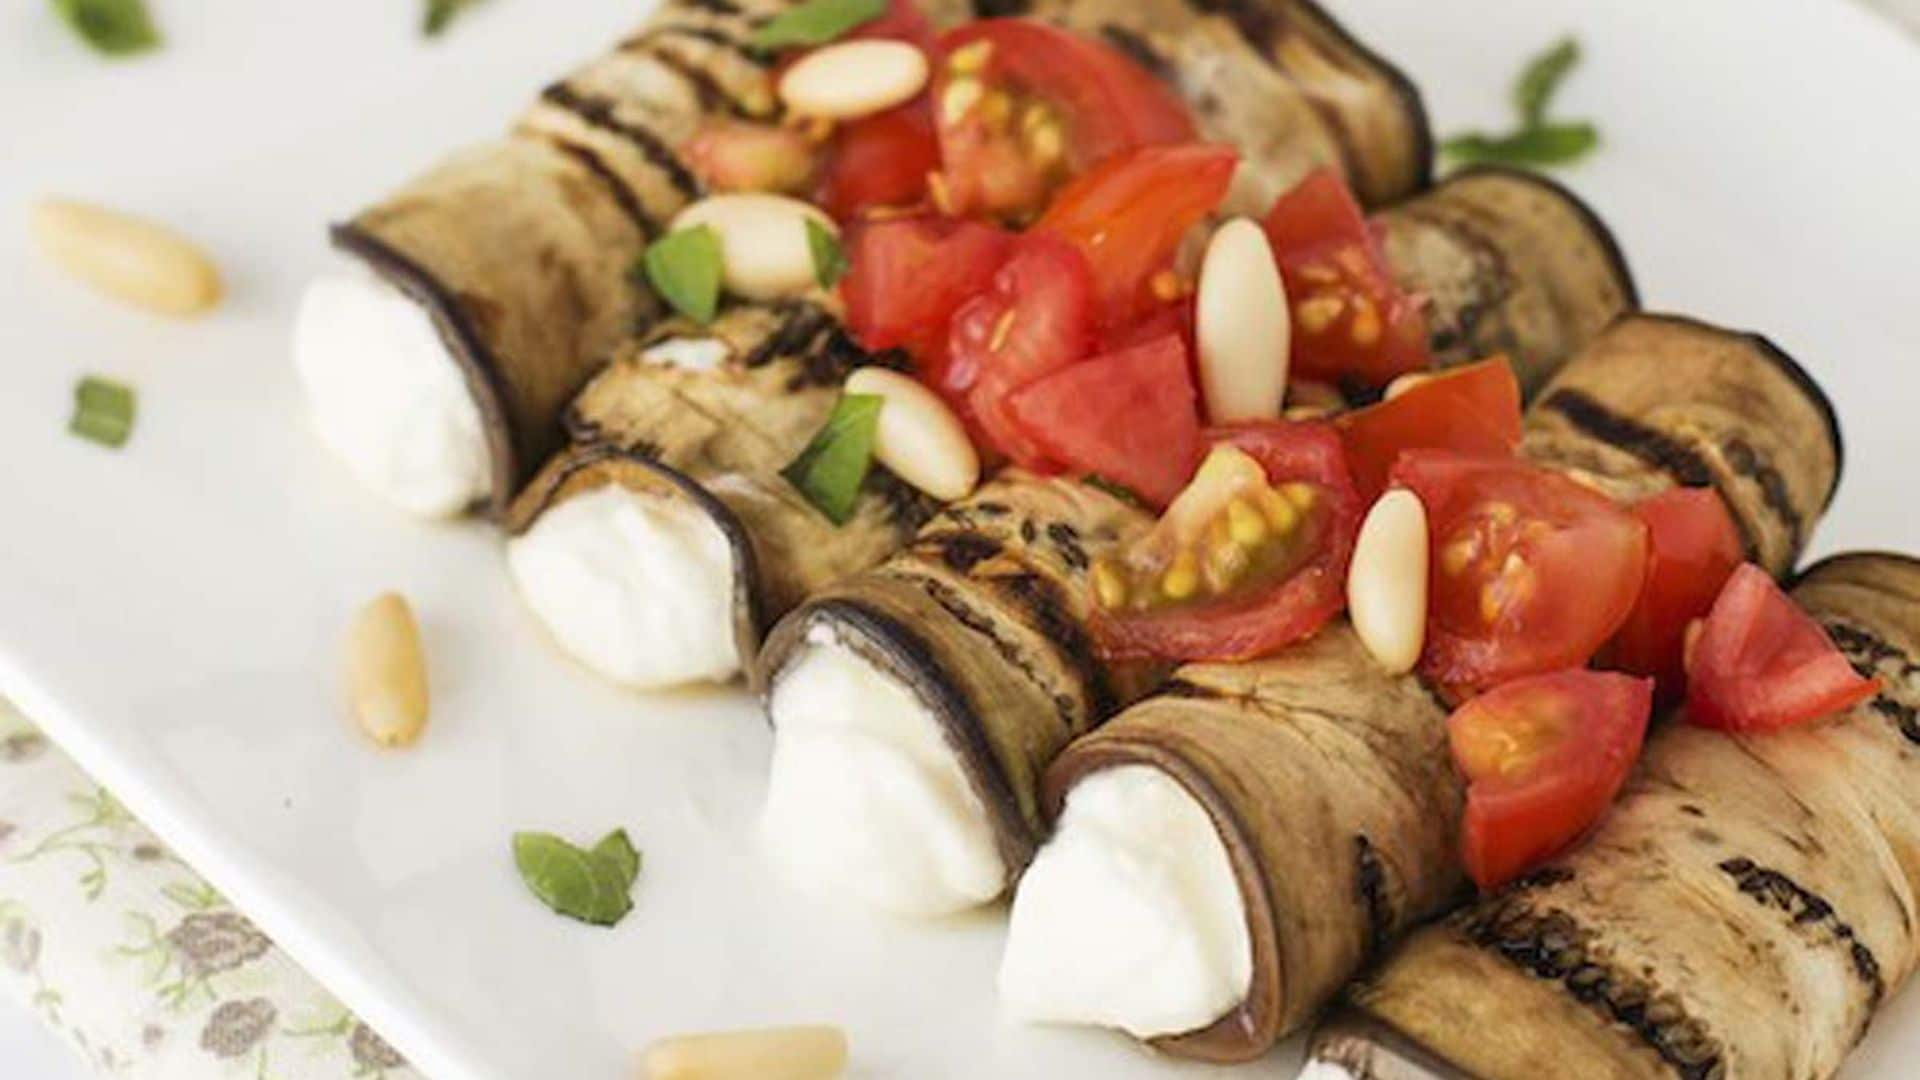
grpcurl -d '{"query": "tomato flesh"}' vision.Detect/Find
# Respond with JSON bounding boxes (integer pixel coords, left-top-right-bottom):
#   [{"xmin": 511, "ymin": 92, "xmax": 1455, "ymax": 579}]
[
  {"xmin": 1004, "ymin": 334, "xmax": 1201, "ymax": 506},
  {"xmin": 841, "ymin": 216, "xmax": 1012, "ymax": 363},
  {"xmin": 1392, "ymin": 451, "xmax": 1649, "ymax": 691},
  {"xmin": 1263, "ymin": 168, "xmax": 1430, "ymax": 388},
  {"xmin": 1451, "ymin": 670, "xmax": 1654, "ymax": 890},
  {"xmin": 815, "ymin": 102, "xmax": 941, "ymax": 220},
  {"xmin": 1602, "ymin": 488, "xmax": 1746, "ymax": 701},
  {"xmin": 1686, "ymin": 563, "xmax": 1880, "ymax": 732},
  {"xmin": 1334, "ymin": 358, "xmax": 1523, "ymax": 503},
  {"xmin": 1090, "ymin": 421, "xmax": 1361, "ymax": 661}
]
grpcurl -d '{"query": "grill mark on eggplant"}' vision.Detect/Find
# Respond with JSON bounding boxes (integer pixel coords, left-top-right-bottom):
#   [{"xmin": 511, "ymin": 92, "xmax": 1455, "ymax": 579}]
[
  {"xmin": 626, "ymin": 24, "xmax": 772, "ymax": 69},
  {"xmin": 741, "ymin": 302, "xmax": 835, "ymax": 369},
  {"xmin": 910, "ymin": 575, "xmax": 1078, "ymax": 733},
  {"xmin": 929, "ymin": 532, "xmax": 1005, "ymax": 573},
  {"xmin": 1098, "ymin": 25, "xmax": 1175, "ymax": 83},
  {"xmin": 680, "ymin": 0, "xmax": 742, "ymax": 15},
  {"xmin": 988, "ymin": 570, "xmax": 1117, "ymax": 721},
  {"xmin": 1354, "ymin": 835, "xmax": 1392, "ymax": 959},
  {"xmin": 1158, "ymin": 677, "xmax": 1221, "ymax": 700},
  {"xmin": 1186, "ymin": 0, "xmax": 1279, "ymax": 51},
  {"xmin": 1460, "ymin": 900, "xmax": 1725, "ymax": 1079},
  {"xmin": 1822, "ymin": 619, "xmax": 1920, "ymax": 746},
  {"xmin": 971, "ymin": 0, "xmax": 1033, "ymax": 14},
  {"xmin": 1540, "ymin": 388, "xmax": 1717, "ymax": 489},
  {"xmin": 1720, "ymin": 436, "xmax": 1804, "ymax": 557},
  {"xmin": 1046, "ymin": 522, "xmax": 1090, "ymax": 571},
  {"xmin": 542, "ymin": 137, "xmax": 661, "ymax": 237},
  {"xmin": 642, "ymin": 43, "xmax": 763, "ymax": 119},
  {"xmin": 540, "ymin": 82, "xmax": 702, "ymax": 199},
  {"xmin": 1391, "ymin": 204, "xmax": 1513, "ymax": 358},
  {"xmin": 1717, "ymin": 857, "xmax": 1885, "ymax": 1010},
  {"xmin": 1508, "ymin": 865, "xmax": 1576, "ymax": 891}
]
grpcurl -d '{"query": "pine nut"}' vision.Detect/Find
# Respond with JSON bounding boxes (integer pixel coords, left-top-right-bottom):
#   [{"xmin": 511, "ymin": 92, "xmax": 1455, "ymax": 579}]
[
  {"xmin": 30, "ymin": 199, "xmax": 223, "ymax": 317},
  {"xmin": 346, "ymin": 592, "xmax": 429, "ymax": 748},
  {"xmin": 1195, "ymin": 218, "xmax": 1290, "ymax": 423},
  {"xmin": 641, "ymin": 1025, "xmax": 847, "ymax": 1080},
  {"xmin": 780, "ymin": 40, "xmax": 928, "ymax": 121},
  {"xmin": 672, "ymin": 195, "xmax": 837, "ymax": 301},
  {"xmin": 1348, "ymin": 489, "xmax": 1430, "ymax": 674},
  {"xmin": 844, "ymin": 367, "xmax": 980, "ymax": 501}
]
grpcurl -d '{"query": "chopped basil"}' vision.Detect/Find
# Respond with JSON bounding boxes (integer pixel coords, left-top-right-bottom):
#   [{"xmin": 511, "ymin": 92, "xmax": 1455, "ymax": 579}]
[
  {"xmin": 641, "ymin": 226, "xmax": 724, "ymax": 325},
  {"xmin": 749, "ymin": 0, "xmax": 887, "ymax": 50},
  {"xmin": 1514, "ymin": 37, "xmax": 1581, "ymax": 127},
  {"xmin": 50, "ymin": 0, "xmax": 160, "ymax": 57},
  {"xmin": 806, "ymin": 219, "xmax": 848, "ymax": 289},
  {"xmin": 1442, "ymin": 35, "xmax": 1598, "ymax": 171},
  {"xmin": 783, "ymin": 394, "xmax": 883, "ymax": 525},
  {"xmin": 512, "ymin": 829, "xmax": 641, "ymax": 927},
  {"xmin": 69, "ymin": 376, "xmax": 136, "ymax": 448},
  {"xmin": 423, "ymin": 0, "xmax": 483, "ymax": 37},
  {"xmin": 1084, "ymin": 474, "xmax": 1146, "ymax": 509}
]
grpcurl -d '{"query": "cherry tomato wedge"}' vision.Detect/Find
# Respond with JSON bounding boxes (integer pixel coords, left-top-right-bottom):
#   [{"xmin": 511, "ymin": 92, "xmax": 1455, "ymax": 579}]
[
  {"xmin": 1450, "ymin": 670, "xmax": 1654, "ymax": 890},
  {"xmin": 1334, "ymin": 358, "xmax": 1523, "ymax": 503},
  {"xmin": 1601, "ymin": 489, "xmax": 1746, "ymax": 701},
  {"xmin": 932, "ymin": 19, "xmax": 1195, "ymax": 221},
  {"xmin": 841, "ymin": 216, "xmax": 1012, "ymax": 363},
  {"xmin": 1392, "ymin": 451, "xmax": 1649, "ymax": 691},
  {"xmin": 1685, "ymin": 563, "xmax": 1880, "ymax": 732},
  {"xmin": 1263, "ymin": 168, "xmax": 1430, "ymax": 388},
  {"xmin": 1090, "ymin": 421, "xmax": 1361, "ymax": 661},
  {"xmin": 850, "ymin": 0, "xmax": 939, "ymax": 50},
  {"xmin": 815, "ymin": 102, "xmax": 941, "ymax": 220},
  {"xmin": 1036, "ymin": 143, "xmax": 1239, "ymax": 329},
  {"xmin": 1004, "ymin": 334, "xmax": 1201, "ymax": 506}
]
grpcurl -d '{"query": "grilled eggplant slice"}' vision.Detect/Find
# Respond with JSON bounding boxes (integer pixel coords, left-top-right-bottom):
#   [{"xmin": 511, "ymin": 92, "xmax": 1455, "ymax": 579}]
[
  {"xmin": 1018, "ymin": 314, "xmax": 1841, "ymax": 1062},
  {"xmin": 1320, "ymin": 551, "xmax": 1920, "ymax": 1080}
]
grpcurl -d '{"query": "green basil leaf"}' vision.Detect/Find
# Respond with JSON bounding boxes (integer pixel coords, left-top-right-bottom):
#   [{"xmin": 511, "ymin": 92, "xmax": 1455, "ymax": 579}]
[
  {"xmin": 642, "ymin": 226, "xmax": 725, "ymax": 325},
  {"xmin": 806, "ymin": 219, "xmax": 848, "ymax": 290},
  {"xmin": 749, "ymin": 0, "xmax": 887, "ymax": 50},
  {"xmin": 782, "ymin": 394, "xmax": 884, "ymax": 525},
  {"xmin": 1514, "ymin": 37, "xmax": 1581, "ymax": 127},
  {"xmin": 1442, "ymin": 122, "xmax": 1599, "ymax": 168},
  {"xmin": 69, "ymin": 376, "xmax": 136, "ymax": 448},
  {"xmin": 1083, "ymin": 474, "xmax": 1146, "ymax": 509},
  {"xmin": 512, "ymin": 831, "xmax": 637, "ymax": 927},
  {"xmin": 423, "ymin": 0, "xmax": 484, "ymax": 37},
  {"xmin": 50, "ymin": 0, "xmax": 160, "ymax": 57},
  {"xmin": 592, "ymin": 829, "xmax": 642, "ymax": 888}
]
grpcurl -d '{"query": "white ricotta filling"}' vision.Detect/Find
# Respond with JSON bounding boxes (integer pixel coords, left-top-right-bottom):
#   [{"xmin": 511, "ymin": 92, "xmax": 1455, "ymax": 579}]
[
  {"xmin": 640, "ymin": 336, "xmax": 731, "ymax": 371},
  {"xmin": 506, "ymin": 485, "xmax": 742, "ymax": 688},
  {"xmin": 292, "ymin": 270, "xmax": 492, "ymax": 517},
  {"xmin": 998, "ymin": 764, "xmax": 1252, "ymax": 1040},
  {"xmin": 761, "ymin": 628, "xmax": 1006, "ymax": 917}
]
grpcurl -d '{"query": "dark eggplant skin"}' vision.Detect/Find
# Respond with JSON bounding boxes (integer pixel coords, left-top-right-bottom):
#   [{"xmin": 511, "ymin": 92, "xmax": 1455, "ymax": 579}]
[{"xmin": 1326, "ymin": 553, "xmax": 1920, "ymax": 1080}]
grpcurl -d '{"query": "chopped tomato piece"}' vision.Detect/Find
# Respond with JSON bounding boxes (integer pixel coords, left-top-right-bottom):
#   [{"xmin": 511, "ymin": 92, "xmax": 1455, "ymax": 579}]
[
  {"xmin": 840, "ymin": 216, "xmax": 1012, "ymax": 362},
  {"xmin": 1334, "ymin": 358, "xmax": 1523, "ymax": 503},
  {"xmin": 1601, "ymin": 489, "xmax": 1746, "ymax": 701},
  {"xmin": 1090, "ymin": 422, "xmax": 1361, "ymax": 661},
  {"xmin": 1101, "ymin": 297, "xmax": 1195, "ymax": 356},
  {"xmin": 1392, "ymin": 451, "xmax": 1649, "ymax": 691},
  {"xmin": 1005, "ymin": 334, "xmax": 1201, "ymax": 506},
  {"xmin": 815, "ymin": 102, "xmax": 941, "ymax": 220},
  {"xmin": 1451, "ymin": 670, "xmax": 1654, "ymax": 890},
  {"xmin": 1036, "ymin": 143, "xmax": 1238, "ymax": 329},
  {"xmin": 683, "ymin": 121, "xmax": 818, "ymax": 195},
  {"xmin": 1686, "ymin": 563, "xmax": 1880, "ymax": 732},
  {"xmin": 1263, "ymin": 168, "xmax": 1430, "ymax": 388},
  {"xmin": 932, "ymin": 19, "xmax": 1195, "ymax": 221},
  {"xmin": 850, "ymin": 0, "xmax": 939, "ymax": 50}
]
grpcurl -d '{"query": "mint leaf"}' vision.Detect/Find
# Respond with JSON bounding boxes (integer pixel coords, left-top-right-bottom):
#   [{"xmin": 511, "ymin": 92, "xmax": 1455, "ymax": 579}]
[
  {"xmin": 50, "ymin": 0, "xmax": 159, "ymax": 57},
  {"xmin": 1442, "ymin": 122, "xmax": 1599, "ymax": 168},
  {"xmin": 749, "ymin": 0, "xmax": 887, "ymax": 50},
  {"xmin": 783, "ymin": 394, "xmax": 883, "ymax": 525},
  {"xmin": 806, "ymin": 218, "xmax": 848, "ymax": 289},
  {"xmin": 69, "ymin": 376, "xmax": 136, "ymax": 448},
  {"xmin": 642, "ymin": 226, "xmax": 724, "ymax": 325},
  {"xmin": 423, "ymin": 0, "xmax": 483, "ymax": 37},
  {"xmin": 512, "ymin": 830, "xmax": 639, "ymax": 927},
  {"xmin": 1514, "ymin": 37, "xmax": 1581, "ymax": 127}
]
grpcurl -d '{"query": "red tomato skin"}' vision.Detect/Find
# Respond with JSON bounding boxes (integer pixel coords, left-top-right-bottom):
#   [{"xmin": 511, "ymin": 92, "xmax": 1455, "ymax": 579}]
[
  {"xmin": 840, "ymin": 217, "xmax": 1012, "ymax": 361},
  {"xmin": 1392, "ymin": 451, "xmax": 1650, "ymax": 691},
  {"xmin": 1453, "ymin": 670, "xmax": 1654, "ymax": 890},
  {"xmin": 1091, "ymin": 421, "xmax": 1362, "ymax": 662},
  {"xmin": 1334, "ymin": 358, "xmax": 1523, "ymax": 503},
  {"xmin": 815, "ymin": 102, "xmax": 940, "ymax": 221},
  {"xmin": 1005, "ymin": 335, "xmax": 1202, "ymax": 506},
  {"xmin": 1602, "ymin": 489, "xmax": 1746, "ymax": 702},
  {"xmin": 1036, "ymin": 144, "xmax": 1239, "ymax": 329},
  {"xmin": 1685, "ymin": 564, "xmax": 1881, "ymax": 732}
]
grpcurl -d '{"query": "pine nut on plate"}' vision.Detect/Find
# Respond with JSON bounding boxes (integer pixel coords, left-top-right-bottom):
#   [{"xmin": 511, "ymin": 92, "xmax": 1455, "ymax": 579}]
[
  {"xmin": 346, "ymin": 592, "xmax": 430, "ymax": 748},
  {"xmin": 672, "ymin": 194, "xmax": 836, "ymax": 301},
  {"xmin": 844, "ymin": 367, "xmax": 980, "ymax": 501},
  {"xmin": 29, "ymin": 198, "xmax": 223, "ymax": 316},
  {"xmin": 779, "ymin": 40, "xmax": 929, "ymax": 121},
  {"xmin": 1348, "ymin": 489, "xmax": 1430, "ymax": 674},
  {"xmin": 641, "ymin": 1025, "xmax": 847, "ymax": 1080},
  {"xmin": 1196, "ymin": 218, "xmax": 1291, "ymax": 423}
]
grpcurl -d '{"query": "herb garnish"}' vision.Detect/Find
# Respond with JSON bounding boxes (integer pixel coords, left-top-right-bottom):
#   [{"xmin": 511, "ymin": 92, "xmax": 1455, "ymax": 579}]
[
  {"xmin": 1084, "ymin": 474, "xmax": 1146, "ymax": 509},
  {"xmin": 424, "ymin": 0, "xmax": 484, "ymax": 37},
  {"xmin": 783, "ymin": 393, "xmax": 883, "ymax": 525},
  {"xmin": 641, "ymin": 226, "xmax": 725, "ymax": 325},
  {"xmin": 50, "ymin": 0, "xmax": 160, "ymax": 57},
  {"xmin": 1442, "ymin": 36, "xmax": 1598, "ymax": 169},
  {"xmin": 70, "ymin": 376, "xmax": 136, "ymax": 448},
  {"xmin": 512, "ymin": 828, "xmax": 642, "ymax": 927},
  {"xmin": 749, "ymin": 0, "xmax": 887, "ymax": 50},
  {"xmin": 806, "ymin": 219, "xmax": 848, "ymax": 289}
]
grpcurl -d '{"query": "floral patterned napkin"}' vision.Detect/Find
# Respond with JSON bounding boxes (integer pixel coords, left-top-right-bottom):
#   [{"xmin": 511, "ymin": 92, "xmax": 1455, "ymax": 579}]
[{"xmin": 0, "ymin": 699, "xmax": 419, "ymax": 1078}]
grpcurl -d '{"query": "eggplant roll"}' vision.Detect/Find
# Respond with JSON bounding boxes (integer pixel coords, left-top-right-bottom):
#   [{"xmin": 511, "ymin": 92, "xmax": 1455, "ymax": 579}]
[
  {"xmin": 501, "ymin": 301, "xmax": 936, "ymax": 689},
  {"xmin": 750, "ymin": 173, "xmax": 1633, "ymax": 917},
  {"xmin": 1315, "ymin": 551, "xmax": 1920, "ymax": 1080},
  {"xmin": 996, "ymin": 314, "xmax": 1842, "ymax": 1060}
]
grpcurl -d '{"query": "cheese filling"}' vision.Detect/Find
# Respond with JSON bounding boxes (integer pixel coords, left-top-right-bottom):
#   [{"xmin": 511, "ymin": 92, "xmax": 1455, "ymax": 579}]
[
  {"xmin": 998, "ymin": 764, "xmax": 1252, "ymax": 1040},
  {"xmin": 761, "ymin": 628, "xmax": 1007, "ymax": 917},
  {"xmin": 506, "ymin": 485, "xmax": 741, "ymax": 688},
  {"xmin": 293, "ymin": 270, "xmax": 492, "ymax": 517}
]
